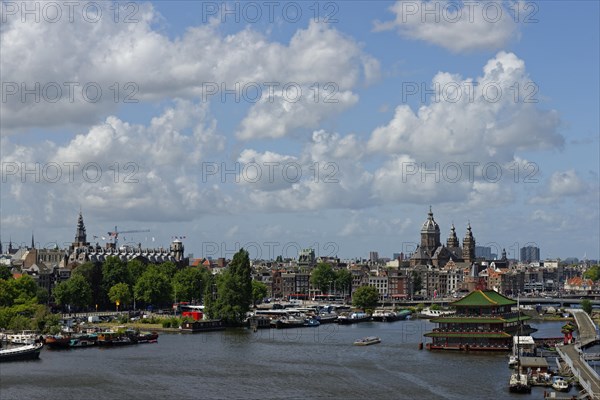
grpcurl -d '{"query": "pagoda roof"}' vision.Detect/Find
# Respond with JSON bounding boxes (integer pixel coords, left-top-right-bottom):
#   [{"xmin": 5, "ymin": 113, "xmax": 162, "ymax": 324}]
[
  {"xmin": 424, "ymin": 332, "xmax": 511, "ymax": 338},
  {"xmin": 450, "ymin": 290, "xmax": 516, "ymax": 307},
  {"xmin": 431, "ymin": 315, "xmax": 531, "ymax": 324}
]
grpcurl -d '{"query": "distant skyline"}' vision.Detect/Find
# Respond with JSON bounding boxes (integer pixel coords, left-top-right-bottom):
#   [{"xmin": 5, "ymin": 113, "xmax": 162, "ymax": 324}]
[{"xmin": 1, "ymin": 1, "xmax": 598, "ymax": 262}]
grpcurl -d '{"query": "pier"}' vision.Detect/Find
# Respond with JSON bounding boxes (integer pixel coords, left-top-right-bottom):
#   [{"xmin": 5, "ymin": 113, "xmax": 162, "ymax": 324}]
[{"xmin": 556, "ymin": 310, "xmax": 600, "ymax": 400}]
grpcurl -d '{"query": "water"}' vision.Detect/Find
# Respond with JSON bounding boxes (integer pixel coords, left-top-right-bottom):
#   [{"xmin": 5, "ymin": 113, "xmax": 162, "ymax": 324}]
[{"xmin": 0, "ymin": 321, "xmax": 574, "ymax": 399}]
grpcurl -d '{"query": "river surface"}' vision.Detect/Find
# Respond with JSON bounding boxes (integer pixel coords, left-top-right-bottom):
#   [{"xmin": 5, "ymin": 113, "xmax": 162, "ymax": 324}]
[{"xmin": 0, "ymin": 321, "xmax": 579, "ymax": 400}]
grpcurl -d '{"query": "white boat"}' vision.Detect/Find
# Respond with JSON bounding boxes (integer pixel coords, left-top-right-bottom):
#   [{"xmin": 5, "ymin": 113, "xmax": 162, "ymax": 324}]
[
  {"xmin": 0, "ymin": 343, "xmax": 43, "ymax": 362},
  {"xmin": 508, "ymin": 371, "xmax": 531, "ymax": 393},
  {"xmin": 552, "ymin": 377, "xmax": 570, "ymax": 392},
  {"xmin": 418, "ymin": 308, "xmax": 455, "ymax": 318},
  {"xmin": 353, "ymin": 336, "xmax": 381, "ymax": 346}
]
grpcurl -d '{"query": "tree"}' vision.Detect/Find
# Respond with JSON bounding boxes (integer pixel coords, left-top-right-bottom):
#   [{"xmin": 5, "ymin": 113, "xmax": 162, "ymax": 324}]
[
  {"xmin": 584, "ymin": 265, "xmax": 600, "ymax": 282},
  {"xmin": 127, "ymin": 259, "xmax": 147, "ymax": 286},
  {"xmin": 209, "ymin": 249, "xmax": 252, "ymax": 324},
  {"xmin": 0, "ymin": 265, "xmax": 11, "ymax": 280},
  {"xmin": 310, "ymin": 263, "xmax": 336, "ymax": 294},
  {"xmin": 352, "ymin": 285, "xmax": 380, "ymax": 311},
  {"xmin": 134, "ymin": 266, "xmax": 172, "ymax": 307},
  {"xmin": 108, "ymin": 283, "xmax": 132, "ymax": 309},
  {"xmin": 53, "ymin": 274, "xmax": 92, "ymax": 310},
  {"xmin": 66, "ymin": 274, "xmax": 92, "ymax": 309},
  {"xmin": 72, "ymin": 261, "xmax": 103, "ymax": 306},
  {"xmin": 411, "ymin": 271, "xmax": 423, "ymax": 296},
  {"xmin": 252, "ymin": 280, "xmax": 268, "ymax": 306},
  {"xmin": 581, "ymin": 299, "xmax": 593, "ymax": 315},
  {"xmin": 335, "ymin": 269, "xmax": 353, "ymax": 297},
  {"xmin": 159, "ymin": 261, "xmax": 178, "ymax": 279},
  {"xmin": 172, "ymin": 267, "xmax": 205, "ymax": 303},
  {"xmin": 102, "ymin": 256, "xmax": 131, "ymax": 296}
]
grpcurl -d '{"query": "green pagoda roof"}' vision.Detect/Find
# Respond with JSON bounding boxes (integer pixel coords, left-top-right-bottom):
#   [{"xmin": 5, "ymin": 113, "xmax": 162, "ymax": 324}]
[
  {"xmin": 424, "ymin": 332, "xmax": 511, "ymax": 339},
  {"xmin": 431, "ymin": 315, "xmax": 531, "ymax": 324},
  {"xmin": 451, "ymin": 290, "xmax": 516, "ymax": 307}
]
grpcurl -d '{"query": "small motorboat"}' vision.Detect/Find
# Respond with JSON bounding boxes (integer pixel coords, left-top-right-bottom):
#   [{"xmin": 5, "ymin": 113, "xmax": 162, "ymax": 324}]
[
  {"xmin": 552, "ymin": 377, "xmax": 570, "ymax": 392},
  {"xmin": 353, "ymin": 336, "xmax": 381, "ymax": 346}
]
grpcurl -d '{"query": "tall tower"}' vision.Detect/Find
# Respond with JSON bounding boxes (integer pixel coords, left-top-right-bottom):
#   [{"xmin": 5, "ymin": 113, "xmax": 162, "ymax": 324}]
[
  {"xmin": 420, "ymin": 206, "xmax": 441, "ymax": 256},
  {"xmin": 170, "ymin": 239, "xmax": 184, "ymax": 262},
  {"xmin": 446, "ymin": 224, "xmax": 459, "ymax": 248},
  {"xmin": 462, "ymin": 223, "xmax": 476, "ymax": 263},
  {"xmin": 70, "ymin": 211, "xmax": 90, "ymax": 252},
  {"xmin": 75, "ymin": 211, "xmax": 87, "ymax": 245}
]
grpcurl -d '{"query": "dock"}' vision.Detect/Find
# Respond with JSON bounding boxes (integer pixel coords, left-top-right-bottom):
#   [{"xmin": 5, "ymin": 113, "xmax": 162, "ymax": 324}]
[{"xmin": 556, "ymin": 310, "xmax": 600, "ymax": 400}]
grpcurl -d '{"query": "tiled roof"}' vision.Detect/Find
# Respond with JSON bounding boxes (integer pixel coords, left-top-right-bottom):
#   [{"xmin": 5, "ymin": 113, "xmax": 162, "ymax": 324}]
[
  {"xmin": 424, "ymin": 332, "xmax": 511, "ymax": 338},
  {"xmin": 431, "ymin": 315, "xmax": 531, "ymax": 324},
  {"xmin": 451, "ymin": 290, "xmax": 516, "ymax": 307}
]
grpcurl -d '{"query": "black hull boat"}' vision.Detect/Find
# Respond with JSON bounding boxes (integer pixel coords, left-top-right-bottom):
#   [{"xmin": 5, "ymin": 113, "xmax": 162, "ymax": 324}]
[
  {"xmin": 0, "ymin": 343, "xmax": 43, "ymax": 362},
  {"xmin": 180, "ymin": 320, "xmax": 225, "ymax": 333}
]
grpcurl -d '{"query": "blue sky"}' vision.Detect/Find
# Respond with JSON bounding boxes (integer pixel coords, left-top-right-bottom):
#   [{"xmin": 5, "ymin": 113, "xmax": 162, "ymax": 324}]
[{"xmin": 1, "ymin": 1, "xmax": 598, "ymax": 262}]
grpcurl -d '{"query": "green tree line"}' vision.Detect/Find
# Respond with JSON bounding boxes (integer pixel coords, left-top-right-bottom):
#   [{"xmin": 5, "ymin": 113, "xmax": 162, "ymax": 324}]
[{"xmin": 51, "ymin": 257, "xmax": 212, "ymax": 312}]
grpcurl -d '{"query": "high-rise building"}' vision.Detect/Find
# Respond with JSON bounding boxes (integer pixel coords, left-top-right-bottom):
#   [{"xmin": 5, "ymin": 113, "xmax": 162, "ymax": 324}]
[
  {"xmin": 369, "ymin": 251, "xmax": 379, "ymax": 262},
  {"xmin": 520, "ymin": 246, "xmax": 540, "ymax": 263},
  {"xmin": 475, "ymin": 246, "xmax": 492, "ymax": 260}
]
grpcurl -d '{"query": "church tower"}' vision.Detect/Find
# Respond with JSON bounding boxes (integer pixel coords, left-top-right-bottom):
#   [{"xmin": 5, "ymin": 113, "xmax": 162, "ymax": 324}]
[
  {"xmin": 75, "ymin": 211, "xmax": 87, "ymax": 245},
  {"xmin": 420, "ymin": 206, "xmax": 441, "ymax": 256},
  {"xmin": 170, "ymin": 239, "xmax": 184, "ymax": 262},
  {"xmin": 446, "ymin": 224, "xmax": 459, "ymax": 248},
  {"xmin": 462, "ymin": 223, "xmax": 476, "ymax": 263}
]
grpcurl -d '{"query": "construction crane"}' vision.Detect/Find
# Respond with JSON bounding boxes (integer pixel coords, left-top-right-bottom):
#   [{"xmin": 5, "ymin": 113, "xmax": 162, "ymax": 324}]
[{"xmin": 107, "ymin": 226, "xmax": 150, "ymax": 249}]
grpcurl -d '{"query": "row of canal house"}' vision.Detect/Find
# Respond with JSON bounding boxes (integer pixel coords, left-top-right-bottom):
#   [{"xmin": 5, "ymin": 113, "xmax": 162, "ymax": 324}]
[{"xmin": 425, "ymin": 290, "xmax": 532, "ymax": 351}]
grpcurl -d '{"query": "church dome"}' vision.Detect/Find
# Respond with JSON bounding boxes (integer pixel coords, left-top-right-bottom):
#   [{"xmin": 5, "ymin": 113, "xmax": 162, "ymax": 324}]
[{"xmin": 421, "ymin": 207, "xmax": 440, "ymax": 233}]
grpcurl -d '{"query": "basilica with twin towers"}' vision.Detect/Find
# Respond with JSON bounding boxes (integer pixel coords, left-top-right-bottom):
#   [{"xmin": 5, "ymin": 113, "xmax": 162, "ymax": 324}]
[{"xmin": 410, "ymin": 207, "xmax": 476, "ymax": 268}]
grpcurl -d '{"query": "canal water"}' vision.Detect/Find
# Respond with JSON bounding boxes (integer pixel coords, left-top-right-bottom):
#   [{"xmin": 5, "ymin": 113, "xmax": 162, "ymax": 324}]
[{"xmin": 0, "ymin": 321, "xmax": 576, "ymax": 399}]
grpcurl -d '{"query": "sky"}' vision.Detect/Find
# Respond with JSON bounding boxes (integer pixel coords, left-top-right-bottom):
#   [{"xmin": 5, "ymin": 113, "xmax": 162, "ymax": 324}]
[{"xmin": 0, "ymin": 1, "xmax": 598, "ymax": 262}]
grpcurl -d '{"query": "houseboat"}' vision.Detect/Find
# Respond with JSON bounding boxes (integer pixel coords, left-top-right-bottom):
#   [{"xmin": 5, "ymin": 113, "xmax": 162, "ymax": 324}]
[
  {"xmin": 180, "ymin": 320, "xmax": 225, "ymax": 333},
  {"xmin": 424, "ymin": 290, "xmax": 532, "ymax": 351},
  {"xmin": 337, "ymin": 312, "xmax": 371, "ymax": 325},
  {"xmin": 372, "ymin": 309, "xmax": 411, "ymax": 322}
]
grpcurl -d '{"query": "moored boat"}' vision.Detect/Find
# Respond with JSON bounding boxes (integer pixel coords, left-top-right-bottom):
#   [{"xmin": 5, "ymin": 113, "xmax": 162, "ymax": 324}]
[
  {"xmin": 303, "ymin": 317, "xmax": 320, "ymax": 327},
  {"xmin": 372, "ymin": 309, "xmax": 411, "ymax": 322},
  {"xmin": 69, "ymin": 334, "xmax": 97, "ymax": 348},
  {"xmin": 337, "ymin": 312, "xmax": 371, "ymax": 325},
  {"xmin": 8, "ymin": 330, "xmax": 39, "ymax": 345},
  {"xmin": 353, "ymin": 336, "xmax": 381, "ymax": 346},
  {"xmin": 273, "ymin": 316, "xmax": 305, "ymax": 329},
  {"xmin": 418, "ymin": 307, "xmax": 455, "ymax": 319},
  {"xmin": 137, "ymin": 332, "xmax": 159, "ymax": 343},
  {"xmin": 0, "ymin": 343, "xmax": 43, "ymax": 362},
  {"xmin": 97, "ymin": 331, "xmax": 137, "ymax": 346},
  {"xmin": 45, "ymin": 334, "xmax": 72, "ymax": 349},
  {"xmin": 551, "ymin": 377, "xmax": 570, "ymax": 392},
  {"xmin": 180, "ymin": 320, "xmax": 225, "ymax": 333},
  {"xmin": 508, "ymin": 371, "xmax": 531, "ymax": 393}
]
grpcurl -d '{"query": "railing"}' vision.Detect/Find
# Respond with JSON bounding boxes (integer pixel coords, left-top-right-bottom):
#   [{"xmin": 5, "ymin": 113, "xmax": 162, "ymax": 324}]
[{"xmin": 557, "ymin": 345, "xmax": 600, "ymax": 399}]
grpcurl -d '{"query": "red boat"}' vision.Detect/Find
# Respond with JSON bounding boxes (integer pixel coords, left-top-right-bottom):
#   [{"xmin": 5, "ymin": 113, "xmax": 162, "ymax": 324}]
[{"xmin": 44, "ymin": 335, "xmax": 71, "ymax": 349}]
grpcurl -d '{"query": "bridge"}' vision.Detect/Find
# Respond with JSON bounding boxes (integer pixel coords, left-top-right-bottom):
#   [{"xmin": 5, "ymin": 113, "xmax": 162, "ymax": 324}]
[
  {"xmin": 384, "ymin": 297, "xmax": 600, "ymax": 308},
  {"xmin": 556, "ymin": 309, "xmax": 600, "ymax": 400}
]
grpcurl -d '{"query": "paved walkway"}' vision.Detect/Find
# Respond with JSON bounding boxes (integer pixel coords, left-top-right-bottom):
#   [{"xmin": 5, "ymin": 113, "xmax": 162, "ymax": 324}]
[{"xmin": 558, "ymin": 310, "xmax": 600, "ymax": 399}]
